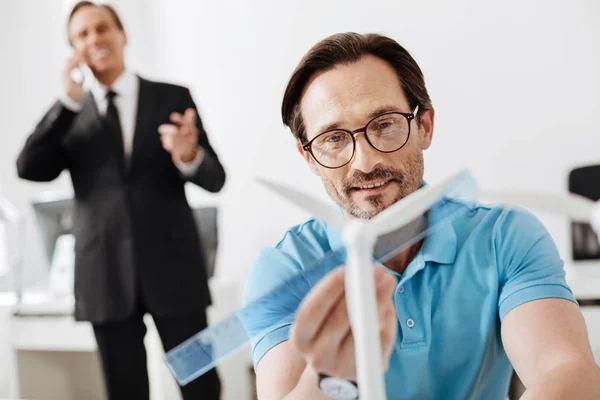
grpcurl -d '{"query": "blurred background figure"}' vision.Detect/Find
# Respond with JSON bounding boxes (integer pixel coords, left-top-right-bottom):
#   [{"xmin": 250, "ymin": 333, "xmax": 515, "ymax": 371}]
[{"xmin": 14, "ymin": 1, "xmax": 225, "ymax": 399}]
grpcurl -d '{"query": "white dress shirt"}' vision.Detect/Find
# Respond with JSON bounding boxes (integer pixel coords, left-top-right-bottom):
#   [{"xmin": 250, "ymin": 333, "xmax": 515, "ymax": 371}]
[{"xmin": 59, "ymin": 70, "xmax": 202, "ymax": 176}]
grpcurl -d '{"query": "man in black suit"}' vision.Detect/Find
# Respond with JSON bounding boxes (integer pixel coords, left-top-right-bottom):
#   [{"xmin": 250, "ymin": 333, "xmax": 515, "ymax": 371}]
[{"xmin": 16, "ymin": 2, "xmax": 224, "ymax": 399}]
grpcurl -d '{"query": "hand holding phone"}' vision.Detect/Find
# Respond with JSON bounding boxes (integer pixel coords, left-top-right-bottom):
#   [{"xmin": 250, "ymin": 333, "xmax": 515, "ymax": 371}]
[{"xmin": 63, "ymin": 53, "xmax": 85, "ymax": 103}]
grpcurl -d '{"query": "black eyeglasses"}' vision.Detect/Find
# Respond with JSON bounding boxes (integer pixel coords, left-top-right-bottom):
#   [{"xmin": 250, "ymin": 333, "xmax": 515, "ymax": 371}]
[{"xmin": 302, "ymin": 106, "xmax": 419, "ymax": 169}]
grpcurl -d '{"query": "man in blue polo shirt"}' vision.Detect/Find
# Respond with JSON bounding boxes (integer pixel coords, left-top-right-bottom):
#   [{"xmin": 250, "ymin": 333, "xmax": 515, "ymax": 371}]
[{"xmin": 243, "ymin": 33, "xmax": 600, "ymax": 399}]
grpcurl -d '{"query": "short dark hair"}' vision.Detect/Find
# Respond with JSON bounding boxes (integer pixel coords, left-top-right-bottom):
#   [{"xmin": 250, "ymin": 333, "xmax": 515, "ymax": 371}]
[
  {"xmin": 281, "ymin": 32, "xmax": 432, "ymax": 143},
  {"xmin": 67, "ymin": 1, "xmax": 125, "ymax": 45}
]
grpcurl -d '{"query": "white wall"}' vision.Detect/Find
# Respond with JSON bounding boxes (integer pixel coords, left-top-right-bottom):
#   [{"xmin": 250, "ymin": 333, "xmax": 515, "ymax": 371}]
[
  {"xmin": 1, "ymin": 0, "xmax": 69, "ymax": 290},
  {"xmin": 146, "ymin": 0, "xmax": 600, "ymax": 282},
  {"xmin": 2, "ymin": 0, "xmax": 599, "ymax": 287}
]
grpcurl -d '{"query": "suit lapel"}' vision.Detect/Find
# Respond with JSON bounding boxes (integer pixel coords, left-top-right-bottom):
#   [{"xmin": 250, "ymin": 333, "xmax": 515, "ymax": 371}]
[
  {"xmin": 129, "ymin": 77, "xmax": 158, "ymax": 174},
  {"xmin": 81, "ymin": 91, "xmax": 103, "ymax": 134}
]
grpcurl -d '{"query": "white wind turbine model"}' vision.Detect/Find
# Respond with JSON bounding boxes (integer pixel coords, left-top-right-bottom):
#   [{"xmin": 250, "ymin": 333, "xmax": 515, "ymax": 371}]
[
  {"xmin": 163, "ymin": 172, "xmax": 599, "ymax": 393},
  {"xmin": 480, "ymin": 190, "xmax": 600, "ymax": 236},
  {"xmin": 256, "ymin": 170, "xmax": 476, "ymax": 400}
]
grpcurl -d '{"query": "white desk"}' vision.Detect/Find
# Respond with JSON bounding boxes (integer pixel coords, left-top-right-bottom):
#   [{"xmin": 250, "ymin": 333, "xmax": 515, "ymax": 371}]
[{"xmin": 1, "ymin": 278, "xmax": 254, "ymax": 400}]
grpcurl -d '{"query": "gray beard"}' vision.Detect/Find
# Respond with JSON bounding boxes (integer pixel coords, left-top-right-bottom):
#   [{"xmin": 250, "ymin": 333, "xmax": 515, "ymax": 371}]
[{"xmin": 338, "ymin": 150, "xmax": 424, "ymax": 220}]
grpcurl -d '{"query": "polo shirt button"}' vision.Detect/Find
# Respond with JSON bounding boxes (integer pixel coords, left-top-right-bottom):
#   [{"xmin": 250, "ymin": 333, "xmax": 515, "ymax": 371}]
[
  {"xmin": 406, "ymin": 318, "xmax": 415, "ymax": 328},
  {"xmin": 398, "ymin": 286, "xmax": 405, "ymax": 294}
]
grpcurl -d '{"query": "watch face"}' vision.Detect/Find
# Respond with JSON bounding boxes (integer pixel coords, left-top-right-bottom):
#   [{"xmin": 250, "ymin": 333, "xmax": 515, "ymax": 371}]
[{"xmin": 319, "ymin": 376, "xmax": 359, "ymax": 400}]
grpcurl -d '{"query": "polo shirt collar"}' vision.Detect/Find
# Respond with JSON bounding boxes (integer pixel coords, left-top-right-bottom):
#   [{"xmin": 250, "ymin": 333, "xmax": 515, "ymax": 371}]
[{"xmin": 324, "ymin": 182, "xmax": 458, "ymax": 268}]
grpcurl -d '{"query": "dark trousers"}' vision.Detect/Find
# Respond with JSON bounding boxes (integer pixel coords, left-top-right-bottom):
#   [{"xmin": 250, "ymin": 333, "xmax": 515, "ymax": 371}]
[{"xmin": 93, "ymin": 305, "xmax": 221, "ymax": 400}]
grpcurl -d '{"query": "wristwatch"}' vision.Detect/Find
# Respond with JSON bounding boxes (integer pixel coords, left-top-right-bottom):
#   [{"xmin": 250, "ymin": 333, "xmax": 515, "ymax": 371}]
[{"xmin": 318, "ymin": 373, "xmax": 359, "ymax": 400}]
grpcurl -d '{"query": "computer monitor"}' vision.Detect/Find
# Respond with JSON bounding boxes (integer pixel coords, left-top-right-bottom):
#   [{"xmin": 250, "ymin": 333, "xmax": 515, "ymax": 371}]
[
  {"xmin": 30, "ymin": 193, "xmax": 218, "ymax": 277},
  {"xmin": 30, "ymin": 193, "xmax": 74, "ymax": 267}
]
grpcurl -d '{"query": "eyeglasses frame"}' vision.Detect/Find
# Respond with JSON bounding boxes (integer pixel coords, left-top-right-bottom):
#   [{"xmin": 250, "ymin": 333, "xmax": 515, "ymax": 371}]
[{"xmin": 301, "ymin": 106, "xmax": 420, "ymax": 169}]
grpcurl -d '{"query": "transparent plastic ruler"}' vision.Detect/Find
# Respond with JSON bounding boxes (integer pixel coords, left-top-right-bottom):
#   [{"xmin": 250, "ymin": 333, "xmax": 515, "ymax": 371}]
[{"xmin": 164, "ymin": 171, "xmax": 479, "ymax": 386}]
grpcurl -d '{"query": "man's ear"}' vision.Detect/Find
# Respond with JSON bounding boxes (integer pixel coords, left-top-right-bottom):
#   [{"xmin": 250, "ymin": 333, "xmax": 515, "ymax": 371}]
[
  {"xmin": 417, "ymin": 106, "xmax": 435, "ymax": 150},
  {"xmin": 297, "ymin": 143, "xmax": 320, "ymax": 176},
  {"xmin": 115, "ymin": 27, "xmax": 128, "ymax": 47}
]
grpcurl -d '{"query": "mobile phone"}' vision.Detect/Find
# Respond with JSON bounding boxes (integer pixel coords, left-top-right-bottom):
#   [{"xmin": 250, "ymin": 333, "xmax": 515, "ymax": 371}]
[{"xmin": 70, "ymin": 62, "xmax": 93, "ymax": 87}]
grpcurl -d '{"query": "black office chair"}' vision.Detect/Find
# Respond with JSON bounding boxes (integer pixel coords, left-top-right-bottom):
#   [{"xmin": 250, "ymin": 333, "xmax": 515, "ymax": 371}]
[
  {"xmin": 192, "ymin": 206, "xmax": 219, "ymax": 278},
  {"xmin": 569, "ymin": 165, "xmax": 600, "ymax": 261}
]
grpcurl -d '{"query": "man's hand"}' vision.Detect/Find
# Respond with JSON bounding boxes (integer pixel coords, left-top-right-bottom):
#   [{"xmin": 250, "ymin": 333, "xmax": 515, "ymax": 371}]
[
  {"xmin": 158, "ymin": 108, "xmax": 199, "ymax": 163},
  {"xmin": 63, "ymin": 53, "xmax": 85, "ymax": 103},
  {"xmin": 290, "ymin": 266, "xmax": 398, "ymax": 381}
]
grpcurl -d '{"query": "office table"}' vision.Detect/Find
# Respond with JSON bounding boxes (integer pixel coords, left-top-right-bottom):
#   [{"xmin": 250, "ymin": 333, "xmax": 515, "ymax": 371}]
[{"xmin": 1, "ymin": 278, "xmax": 253, "ymax": 400}]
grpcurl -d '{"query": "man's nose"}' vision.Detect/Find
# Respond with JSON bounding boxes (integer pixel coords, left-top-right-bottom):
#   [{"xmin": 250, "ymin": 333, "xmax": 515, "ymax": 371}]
[
  {"xmin": 351, "ymin": 132, "xmax": 385, "ymax": 173},
  {"xmin": 86, "ymin": 31, "xmax": 100, "ymax": 47}
]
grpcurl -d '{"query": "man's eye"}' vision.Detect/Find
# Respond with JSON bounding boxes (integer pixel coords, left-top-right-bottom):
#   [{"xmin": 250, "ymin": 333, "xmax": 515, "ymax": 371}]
[
  {"xmin": 326, "ymin": 134, "xmax": 344, "ymax": 143},
  {"xmin": 374, "ymin": 119, "xmax": 396, "ymax": 130}
]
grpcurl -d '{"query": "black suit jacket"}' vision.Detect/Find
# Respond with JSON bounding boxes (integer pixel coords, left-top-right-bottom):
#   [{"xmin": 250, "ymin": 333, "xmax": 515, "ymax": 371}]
[{"xmin": 16, "ymin": 77, "xmax": 226, "ymax": 324}]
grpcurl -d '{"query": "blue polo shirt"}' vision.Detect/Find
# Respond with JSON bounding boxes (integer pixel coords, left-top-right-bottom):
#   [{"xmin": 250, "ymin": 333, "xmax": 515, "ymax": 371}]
[{"xmin": 242, "ymin": 196, "xmax": 576, "ymax": 399}]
